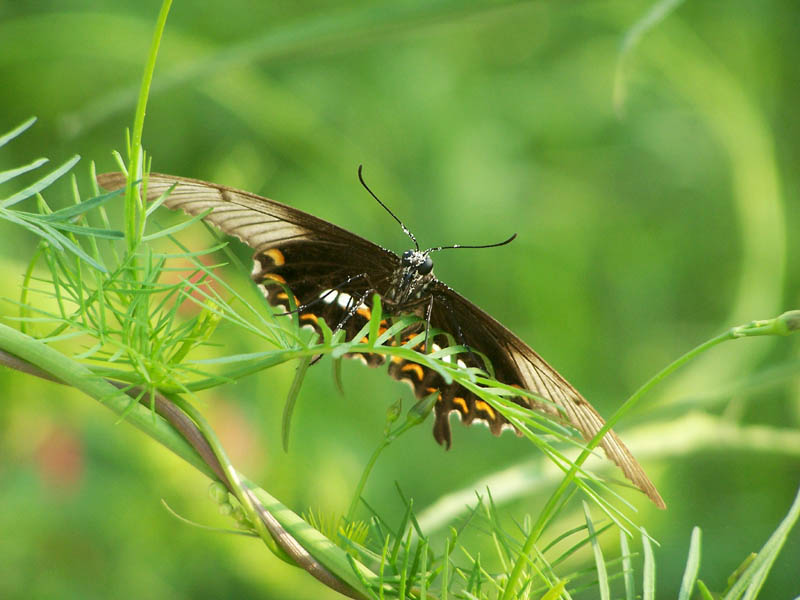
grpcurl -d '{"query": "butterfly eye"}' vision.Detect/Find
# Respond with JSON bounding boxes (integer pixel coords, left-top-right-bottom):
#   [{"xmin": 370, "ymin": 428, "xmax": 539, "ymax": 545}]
[{"xmin": 417, "ymin": 255, "xmax": 434, "ymax": 275}]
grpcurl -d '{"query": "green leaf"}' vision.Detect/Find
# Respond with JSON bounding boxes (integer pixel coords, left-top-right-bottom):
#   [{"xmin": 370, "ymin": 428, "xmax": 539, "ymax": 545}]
[
  {"xmin": 642, "ymin": 527, "xmax": 656, "ymax": 600},
  {"xmin": 37, "ymin": 187, "xmax": 123, "ymax": 221},
  {"xmin": 0, "ymin": 157, "xmax": 48, "ymax": 186},
  {"xmin": 331, "ymin": 357, "xmax": 344, "ymax": 395},
  {"xmin": 724, "ymin": 484, "xmax": 800, "ymax": 600},
  {"xmin": 540, "ymin": 580, "xmax": 567, "ymax": 600},
  {"xmin": 282, "ymin": 354, "xmax": 312, "ymax": 452},
  {"xmin": 620, "ymin": 530, "xmax": 636, "ymax": 600},
  {"xmin": 145, "ymin": 181, "xmax": 177, "ymax": 217},
  {"xmin": 678, "ymin": 527, "xmax": 702, "ymax": 600},
  {"xmin": 142, "ymin": 207, "xmax": 213, "ymax": 241},
  {"xmin": 1, "ymin": 155, "xmax": 81, "ymax": 208},
  {"xmin": 696, "ymin": 580, "xmax": 715, "ymax": 600},
  {"xmin": 368, "ymin": 293, "xmax": 382, "ymax": 347},
  {"xmin": 583, "ymin": 502, "xmax": 610, "ymax": 600},
  {"xmin": 0, "ymin": 116, "xmax": 36, "ymax": 148},
  {"xmin": 41, "ymin": 220, "xmax": 123, "ymax": 239}
]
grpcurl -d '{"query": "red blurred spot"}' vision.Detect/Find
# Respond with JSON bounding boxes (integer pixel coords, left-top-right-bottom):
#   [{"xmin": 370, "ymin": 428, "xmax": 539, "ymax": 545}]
[
  {"xmin": 213, "ymin": 402, "xmax": 264, "ymax": 471},
  {"xmin": 35, "ymin": 425, "xmax": 85, "ymax": 494},
  {"xmin": 162, "ymin": 256, "xmax": 222, "ymax": 316}
]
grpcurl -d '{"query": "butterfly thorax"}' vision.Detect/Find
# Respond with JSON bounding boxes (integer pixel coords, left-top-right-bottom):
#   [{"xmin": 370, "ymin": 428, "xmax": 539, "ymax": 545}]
[{"xmin": 384, "ymin": 249, "xmax": 436, "ymax": 307}]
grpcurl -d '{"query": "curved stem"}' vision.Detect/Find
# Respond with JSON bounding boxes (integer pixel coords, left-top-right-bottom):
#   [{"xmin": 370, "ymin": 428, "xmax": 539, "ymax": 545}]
[
  {"xmin": 0, "ymin": 327, "xmax": 373, "ymax": 599},
  {"xmin": 347, "ymin": 439, "xmax": 390, "ymax": 523},
  {"xmin": 502, "ymin": 312, "xmax": 800, "ymax": 599}
]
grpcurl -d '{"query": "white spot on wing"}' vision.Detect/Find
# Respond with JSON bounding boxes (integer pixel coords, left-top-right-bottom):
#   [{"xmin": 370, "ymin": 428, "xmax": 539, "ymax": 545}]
[
  {"xmin": 319, "ymin": 289, "xmax": 337, "ymax": 304},
  {"xmin": 336, "ymin": 293, "xmax": 353, "ymax": 309}
]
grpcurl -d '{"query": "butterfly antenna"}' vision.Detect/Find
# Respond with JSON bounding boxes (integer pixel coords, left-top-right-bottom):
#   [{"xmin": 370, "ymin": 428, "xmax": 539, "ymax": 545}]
[
  {"xmin": 428, "ymin": 232, "xmax": 517, "ymax": 253},
  {"xmin": 358, "ymin": 165, "xmax": 418, "ymax": 251}
]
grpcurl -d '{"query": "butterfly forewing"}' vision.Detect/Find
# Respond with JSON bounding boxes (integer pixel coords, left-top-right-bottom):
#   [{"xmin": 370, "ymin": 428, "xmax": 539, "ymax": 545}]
[
  {"xmin": 99, "ymin": 171, "xmax": 396, "ymax": 309},
  {"xmin": 97, "ymin": 172, "xmax": 665, "ymax": 509}
]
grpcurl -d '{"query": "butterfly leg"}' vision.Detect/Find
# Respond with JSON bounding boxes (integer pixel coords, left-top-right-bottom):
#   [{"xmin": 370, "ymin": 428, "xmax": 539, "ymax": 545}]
[
  {"xmin": 309, "ymin": 287, "xmax": 374, "ymax": 366},
  {"xmin": 423, "ymin": 295, "xmax": 434, "ymax": 353},
  {"xmin": 275, "ymin": 272, "xmax": 370, "ymax": 316},
  {"xmin": 332, "ymin": 288, "xmax": 374, "ymax": 338}
]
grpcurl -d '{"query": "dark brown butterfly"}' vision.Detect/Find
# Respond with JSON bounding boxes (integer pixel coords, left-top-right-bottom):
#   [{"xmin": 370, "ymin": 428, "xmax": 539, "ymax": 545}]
[{"xmin": 97, "ymin": 170, "xmax": 665, "ymax": 509}]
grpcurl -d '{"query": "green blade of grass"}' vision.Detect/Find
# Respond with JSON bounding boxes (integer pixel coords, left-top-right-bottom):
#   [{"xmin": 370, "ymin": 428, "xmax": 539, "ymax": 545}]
[
  {"xmin": 36, "ymin": 187, "xmax": 123, "ymax": 221},
  {"xmin": 282, "ymin": 353, "xmax": 312, "ymax": 452},
  {"xmin": 641, "ymin": 527, "xmax": 655, "ymax": 600},
  {"xmin": 724, "ymin": 484, "xmax": 800, "ymax": 600},
  {"xmin": 582, "ymin": 502, "xmax": 610, "ymax": 600},
  {"xmin": 0, "ymin": 157, "xmax": 48, "ymax": 186},
  {"xmin": 620, "ymin": 530, "xmax": 635, "ymax": 600},
  {"xmin": 1, "ymin": 155, "xmax": 81, "ymax": 208},
  {"xmin": 678, "ymin": 527, "xmax": 702, "ymax": 600},
  {"xmin": 0, "ymin": 116, "xmax": 37, "ymax": 148}
]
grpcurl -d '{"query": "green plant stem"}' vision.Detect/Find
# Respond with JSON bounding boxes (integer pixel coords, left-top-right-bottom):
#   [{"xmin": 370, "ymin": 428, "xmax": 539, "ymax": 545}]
[
  {"xmin": 0, "ymin": 322, "xmax": 212, "ymax": 478},
  {"xmin": 347, "ymin": 438, "xmax": 391, "ymax": 523},
  {"xmin": 126, "ymin": 0, "xmax": 171, "ymax": 252},
  {"xmin": 501, "ymin": 311, "xmax": 800, "ymax": 600},
  {"xmin": 0, "ymin": 323, "xmax": 375, "ymax": 598},
  {"xmin": 346, "ymin": 394, "xmax": 436, "ymax": 524},
  {"xmin": 163, "ymin": 391, "xmax": 289, "ymax": 560},
  {"xmin": 121, "ymin": 1, "xmax": 172, "ymax": 366},
  {"xmin": 19, "ymin": 242, "xmax": 45, "ymax": 334},
  {"xmin": 282, "ymin": 354, "xmax": 312, "ymax": 452}
]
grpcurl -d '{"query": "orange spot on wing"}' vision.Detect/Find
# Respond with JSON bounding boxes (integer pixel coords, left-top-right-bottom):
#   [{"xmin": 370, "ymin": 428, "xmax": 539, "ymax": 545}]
[
  {"xmin": 357, "ymin": 307, "xmax": 372, "ymax": 320},
  {"xmin": 474, "ymin": 400, "xmax": 496, "ymax": 419},
  {"xmin": 264, "ymin": 248, "xmax": 285, "ymax": 266},
  {"xmin": 400, "ymin": 363, "xmax": 424, "ymax": 381},
  {"xmin": 300, "ymin": 313, "xmax": 318, "ymax": 324},
  {"xmin": 263, "ymin": 272, "xmax": 286, "ymax": 284},
  {"xmin": 453, "ymin": 397, "xmax": 468, "ymax": 413},
  {"xmin": 426, "ymin": 387, "xmax": 437, "ymax": 394}
]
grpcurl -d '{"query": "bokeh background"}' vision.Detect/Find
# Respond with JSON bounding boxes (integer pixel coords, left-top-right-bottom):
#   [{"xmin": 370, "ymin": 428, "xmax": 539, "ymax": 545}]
[{"xmin": 1, "ymin": 1, "xmax": 798, "ymax": 598}]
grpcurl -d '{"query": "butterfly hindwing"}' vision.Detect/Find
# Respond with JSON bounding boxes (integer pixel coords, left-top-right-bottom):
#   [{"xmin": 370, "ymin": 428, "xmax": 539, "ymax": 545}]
[{"xmin": 431, "ymin": 283, "xmax": 665, "ymax": 508}]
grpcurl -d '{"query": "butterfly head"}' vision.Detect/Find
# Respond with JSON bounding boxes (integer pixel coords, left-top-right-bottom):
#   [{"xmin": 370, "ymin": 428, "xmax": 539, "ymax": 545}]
[
  {"xmin": 386, "ymin": 249, "xmax": 436, "ymax": 305},
  {"xmin": 402, "ymin": 249, "xmax": 434, "ymax": 276}
]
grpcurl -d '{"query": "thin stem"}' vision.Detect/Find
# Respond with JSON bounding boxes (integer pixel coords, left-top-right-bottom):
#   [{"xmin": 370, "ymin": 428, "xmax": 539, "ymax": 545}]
[
  {"xmin": 126, "ymin": 0, "xmax": 172, "ymax": 252},
  {"xmin": 164, "ymin": 391, "xmax": 288, "ymax": 559},
  {"xmin": 346, "ymin": 395, "xmax": 435, "ymax": 523},
  {"xmin": 347, "ymin": 439, "xmax": 390, "ymax": 523}
]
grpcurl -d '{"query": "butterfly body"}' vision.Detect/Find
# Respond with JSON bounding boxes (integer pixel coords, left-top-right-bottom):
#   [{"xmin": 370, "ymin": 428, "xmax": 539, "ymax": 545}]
[{"xmin": 97, "ymin": 171, "xmax": 665, "ymax": 509}]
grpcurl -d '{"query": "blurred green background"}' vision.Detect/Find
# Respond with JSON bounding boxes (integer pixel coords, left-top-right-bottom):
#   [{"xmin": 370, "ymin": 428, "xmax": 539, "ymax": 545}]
[{"xmin": 1, "ymin": 1, "xmax": 798, "ymax": 598}]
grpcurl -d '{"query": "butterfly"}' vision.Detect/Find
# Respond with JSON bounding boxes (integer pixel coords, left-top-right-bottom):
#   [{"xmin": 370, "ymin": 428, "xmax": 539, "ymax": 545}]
[{"xmin": 97, "ymin": 169, "xmax": 665, "ymax": 509}]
